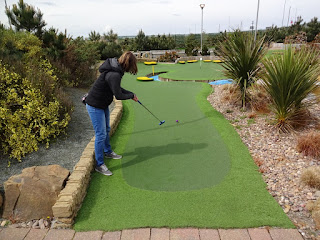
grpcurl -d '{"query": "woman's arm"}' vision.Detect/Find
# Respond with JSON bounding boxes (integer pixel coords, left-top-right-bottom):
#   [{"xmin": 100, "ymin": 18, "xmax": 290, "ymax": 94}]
[{"xmin": 107, "ymin": 72, "xmax": 134, "ymax": 100}]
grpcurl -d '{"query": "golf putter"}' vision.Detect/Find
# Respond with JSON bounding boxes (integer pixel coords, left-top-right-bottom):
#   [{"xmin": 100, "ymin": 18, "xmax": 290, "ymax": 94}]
[{"xmin": 137, "ymin": 100, "xmax": 165, "ymax": 125}]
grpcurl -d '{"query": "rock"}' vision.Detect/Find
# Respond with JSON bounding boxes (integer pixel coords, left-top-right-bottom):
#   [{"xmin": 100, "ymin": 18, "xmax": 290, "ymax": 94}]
[
  {"xmin": 2, "ymin": 165, "xmax": 70, "ymax": 222},
  {"xmin": 50, "ymin": 219, "xmax": 57, "ymax": 229},
  {"xmin": 27, "ymin": 221, "xmax": 33, "ymax": 228},
  {"xmin": 1, "ymin": 220, "xmax": 7, "ymax": 227},
  {"xmin": 32, "ymin": 220, "xmax": 39, "ymax": 229},
  {"xmin": 39, "ymin": 219, "xmax": 45, "ymax": 229},
  {"xmin": 315, "ymin": 191, "xmax": 320, "ymax": 198},
  {"xmin": 284, "ymin": 205, "xmax": 291, "ymax": 213}
]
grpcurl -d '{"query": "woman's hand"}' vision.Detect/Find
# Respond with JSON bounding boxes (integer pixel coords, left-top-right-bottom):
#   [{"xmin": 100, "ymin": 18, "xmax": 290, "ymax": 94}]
[{"xmin": 132, "ymin": 95, "xmax": 138, "ymax": 102}]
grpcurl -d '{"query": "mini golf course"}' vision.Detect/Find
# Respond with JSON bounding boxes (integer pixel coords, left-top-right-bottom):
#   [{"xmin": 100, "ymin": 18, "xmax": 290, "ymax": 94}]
[
  {"xmin": 142, "ymin": 61, "xmax": 226, "ymax": 81},
  {"xmin": 74, "ymin": 63, "xmax": 294, "ymax": 231}
]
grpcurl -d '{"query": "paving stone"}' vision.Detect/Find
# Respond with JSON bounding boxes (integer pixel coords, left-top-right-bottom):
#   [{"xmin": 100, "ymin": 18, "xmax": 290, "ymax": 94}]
[
  {"xmin": 170, "ymin": 228, "xmax": 200, "ymax": 240},
  {"xmin": 24, "ymin": 228, "xmax": 49, "ymax": 240},
  {"xmin": 121, "ymin": 228, "xmax": 150, "ymax": 240},
  {"xmin": 219, "ymin": 229, "xmax": 250, "ymax": 240},
  {"xmin": 43, "ymin": 229, "xmax": 75, "ymax": 240},
  {"xmin": 248, "ymin": 228, "xmax": 272, "ymax": 240},
  {"xmin": 199, "ymin": 229, "xmax": 220, "ymax": 240},
  {"xmin": 0, "ymin": 227, "xmax": 30, "ymax": 240},
  {"xmin": 151, "ymin": 228, "xmax": 170, "ymax": 240},
  {"xmin": 269, "ymin": 229, "xmax": 304, "ymax": 240},
  {"xmin": 73, "ymin": 231, "xmax": 104, "ymax": 240},
  {"xmin": 102, "ymin": 231, "xmax": 121, "ymax": 240}
]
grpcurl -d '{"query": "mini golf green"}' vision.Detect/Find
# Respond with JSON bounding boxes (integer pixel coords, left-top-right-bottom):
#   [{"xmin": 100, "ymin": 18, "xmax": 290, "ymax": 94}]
[
  {"xmin": 74, "ymin": 63, "xmax": 294, "ymax": 231},
  {"xmin": 141, "ymin": 61, "xmax": 226, "ymax": 81}
]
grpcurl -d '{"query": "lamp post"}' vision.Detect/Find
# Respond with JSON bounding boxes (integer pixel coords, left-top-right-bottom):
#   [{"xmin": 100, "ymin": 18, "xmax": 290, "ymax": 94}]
[
  {"xmin": 254, "ymin": 0, "xmax": 260, "ymax": 42},
  {"xmin": 200, "ymin": 4, "xmax": 205, "ymax": 54}
]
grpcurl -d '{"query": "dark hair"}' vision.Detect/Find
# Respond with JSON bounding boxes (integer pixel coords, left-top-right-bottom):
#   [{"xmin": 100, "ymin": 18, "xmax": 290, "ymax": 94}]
[{"xmin": 118, "ymin": 51, "xmax": 138, "ymax": 75}]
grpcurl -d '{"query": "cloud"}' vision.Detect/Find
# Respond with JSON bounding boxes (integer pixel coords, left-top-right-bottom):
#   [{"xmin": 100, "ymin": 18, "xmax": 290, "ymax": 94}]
[
  {"xmin": 104, "ymin": 25, "xmax": 112, "ymax": 32},
  {"xmin": 47, "ymin": 14, "xmax": 68, "ymax": 17},
  {"xmin": 38, "ymin": 2, "xmax": 56, "ymax": 6},
  {"xmin": 153, "ymin": 0, "xmax": 170, "ymax": 4}
]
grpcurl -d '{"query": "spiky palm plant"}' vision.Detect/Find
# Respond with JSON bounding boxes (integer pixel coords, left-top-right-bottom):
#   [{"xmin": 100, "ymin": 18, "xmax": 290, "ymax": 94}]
[
  {"xmin": 261, "ymin": 46, "xmax": 320, "ymax": 132},
  {"xmin": 216, "ymin": 31, "xmax": 267, "ymax": 107}
]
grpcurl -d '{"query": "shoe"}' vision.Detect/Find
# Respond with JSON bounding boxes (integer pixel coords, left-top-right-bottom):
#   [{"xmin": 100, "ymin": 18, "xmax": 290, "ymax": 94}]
[
  {"xmin": 95, "ymin": 164, "xmax": 113, "ymax": 176},
  {"xmin": 104, "ymin": 151, "xmax": 122, "ymax": 159}
]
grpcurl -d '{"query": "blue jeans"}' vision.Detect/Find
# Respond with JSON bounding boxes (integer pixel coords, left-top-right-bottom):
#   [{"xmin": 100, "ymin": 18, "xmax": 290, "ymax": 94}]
[{"xmin": 86, "ymin": 104, "xmax": 112, "ymax": 166}]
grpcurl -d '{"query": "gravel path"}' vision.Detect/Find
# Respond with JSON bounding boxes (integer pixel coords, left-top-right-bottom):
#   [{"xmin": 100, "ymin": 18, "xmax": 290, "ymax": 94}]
[{"xmin": 0, "ymin": 87, "xmax": 114, "ymax": 191}]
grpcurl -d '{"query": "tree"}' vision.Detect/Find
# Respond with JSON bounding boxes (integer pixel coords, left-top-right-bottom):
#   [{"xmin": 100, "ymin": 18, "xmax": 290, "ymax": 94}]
[
  {"xmin": 185, "ymin": 34, "xmax": 198, "ymax": 56},
  {"xmin": 149, "ymin": 35, "xmax": 159, "ymax": 50},
  {"xmin": 5, "ymin": 0, "xmax": 46, "ymax": 37},
  {"xmin": 265, "ymin": 25, "xmax": 288, "ymax": 43},
  {"xmin": 42, "ymin": 27, "xmax": 67, "ymax": 60},
  {"xmin": 135, "ymin": 29, "xmax": 148, "ymax": 51},
  {"xmin": 89, "ymin": 31, "xmax": 101, "ymax": 41},
  {"xmin": 101, "ymin": 42, "xmax": 122, "ymax": 59},
  {"xmin": 287, "ymin": 16, "xmax": 305, "ymax": 35},
  {"xmin": 0, "ymin": 22, "xmax": 5, "ymax": 30},
  {"xmin": 119, "ymin": 37, "xmax": 134, "ymax": 51},
  {"xmin": 103, "ymin": 29, "xmax": 118, "ymax": 43},
  {"xmin": 306, "ymin": 17, "xmax": 320, "ymax": 42},
  {"xmin": 201, "ymin": 45, "xmax": 210, "ymax": 56},
  {"xmin": 166, "ymin": 34, "xmax": 176, "ymax": 49}
]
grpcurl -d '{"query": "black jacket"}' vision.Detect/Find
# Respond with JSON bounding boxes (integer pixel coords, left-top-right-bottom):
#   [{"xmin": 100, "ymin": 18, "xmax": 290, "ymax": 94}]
[{"xmin": 85, "ymin": 58, "xmax": 134, "ymax": 109}]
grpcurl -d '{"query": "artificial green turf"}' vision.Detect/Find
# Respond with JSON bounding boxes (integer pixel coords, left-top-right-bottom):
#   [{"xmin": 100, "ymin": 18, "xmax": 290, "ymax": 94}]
[
  {"xmin": 143, "ymin": 62, "xmax": 226, "ymax": 81},
  {"xmin": 122, "ymin": 81, "xmax": 230, "ymax": 191},
  {"xmin": 74, "ymin": 63, "xmax": 294, "ymax": 231}
]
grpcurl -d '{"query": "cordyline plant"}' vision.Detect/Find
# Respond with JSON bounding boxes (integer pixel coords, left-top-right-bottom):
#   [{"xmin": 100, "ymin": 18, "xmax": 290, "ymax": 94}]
[
  {"xmin": 261, "ymin": 46, "xmax": 320, "ymax": 132},
  {"xmin": 216, "ymin": 30, "xmax": 267, "ymax": 108}
]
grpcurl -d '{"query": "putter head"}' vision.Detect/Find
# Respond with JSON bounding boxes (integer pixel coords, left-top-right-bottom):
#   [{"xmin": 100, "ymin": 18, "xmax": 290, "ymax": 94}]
[{"xmin": 159, "ymin": 120, "xmax": 165, "ymax": 125}]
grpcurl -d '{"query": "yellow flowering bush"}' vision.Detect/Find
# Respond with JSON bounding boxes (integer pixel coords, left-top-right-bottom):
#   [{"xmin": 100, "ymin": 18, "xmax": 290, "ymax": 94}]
[{"xmin": 0, "ymin": 62, "xmax": 71, "ymax": 161}]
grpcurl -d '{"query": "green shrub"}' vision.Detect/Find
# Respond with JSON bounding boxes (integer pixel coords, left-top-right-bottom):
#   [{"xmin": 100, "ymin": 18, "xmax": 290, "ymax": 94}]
[
  {"xmin": 0, "ymin": 29, "xmax": 72, "ymax": 113},
  {"xmin": 215, "ymin": 30, "xmax": 267, "ymax": 108},
  {"xmin": 201, "ymin": 45, "xmax": 210, "ymax": 56},
  {"xmin": 61, "ymin": 37, "xmax": 100, "ymax": 87},
  {"xmin": 0, "ymin": 62, "xmax": 71, "ymax": 161},
  {"xmin": 261, "ymin": 46, "xmax": 320, "ymax": 132}
]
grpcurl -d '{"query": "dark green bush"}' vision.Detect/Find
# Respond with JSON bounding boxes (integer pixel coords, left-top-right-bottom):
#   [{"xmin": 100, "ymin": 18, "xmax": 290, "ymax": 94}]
[{"xmin": 61, "ymin": 37, "xmax": 100, "ymax": 87}]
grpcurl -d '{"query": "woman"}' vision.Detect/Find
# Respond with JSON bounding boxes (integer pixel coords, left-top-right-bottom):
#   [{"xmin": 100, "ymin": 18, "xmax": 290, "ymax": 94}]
[{"xmin": 85, "ymin": 51, "xmax": 138, "ymax": 176}]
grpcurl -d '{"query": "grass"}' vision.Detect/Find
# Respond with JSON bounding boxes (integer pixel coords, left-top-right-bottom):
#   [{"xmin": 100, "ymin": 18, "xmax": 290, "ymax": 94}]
[
  {"xmin": 264, "ymin": 49, "xmax": 285, "ymax": 58},
  {"xmin": 297, "ymin": 131, "xmax": 320, "ymax": 158},
  {"xmin": 301, "ymin": 166, "xmax": 320, "ymax": 189},
  {"xmin": 73, "ymin": 63, "xmax": 294, "ymax": 231},
  {"xmin": 143, "ymin": 62, "xmax": 226, "ymax": 81}
]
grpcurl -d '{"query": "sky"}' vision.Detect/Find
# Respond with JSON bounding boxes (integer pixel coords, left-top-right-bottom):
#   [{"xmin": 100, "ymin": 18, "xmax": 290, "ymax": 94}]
[{"xmin": 1, "ymin": 0, "xmax": 319, "ymax": 38}]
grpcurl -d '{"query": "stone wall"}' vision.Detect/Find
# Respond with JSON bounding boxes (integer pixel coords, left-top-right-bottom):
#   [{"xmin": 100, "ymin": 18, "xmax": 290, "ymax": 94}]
[{"xmin": 52, "ymin": 98, "xmax": 123, "ymax": 228}]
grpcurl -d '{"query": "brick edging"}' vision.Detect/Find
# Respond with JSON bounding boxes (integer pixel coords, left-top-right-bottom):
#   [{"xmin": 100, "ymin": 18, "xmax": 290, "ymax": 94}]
[{"xmin": 52, "ymin": 99, "xmax": 123, "ymax": 228}]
